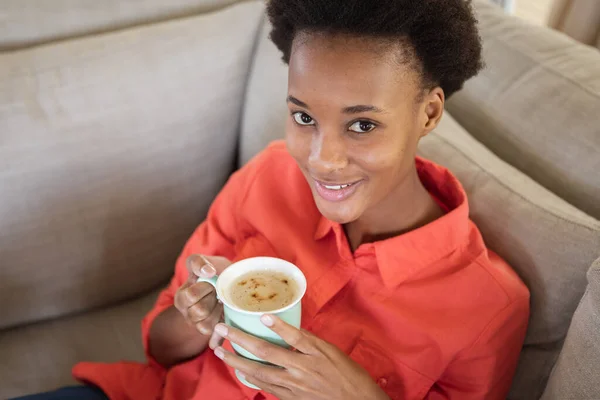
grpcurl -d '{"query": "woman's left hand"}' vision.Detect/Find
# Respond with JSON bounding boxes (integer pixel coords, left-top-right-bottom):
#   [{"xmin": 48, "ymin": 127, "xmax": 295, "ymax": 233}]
[{"xmin": 209, "ymin": 315, "xmax": 390, "ymax": 400}]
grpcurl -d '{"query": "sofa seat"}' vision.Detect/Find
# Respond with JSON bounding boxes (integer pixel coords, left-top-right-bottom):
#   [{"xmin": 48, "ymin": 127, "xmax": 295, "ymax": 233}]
[{"xmin": 0, "ymin": 289, "xmax": 160, "ymax": 398}]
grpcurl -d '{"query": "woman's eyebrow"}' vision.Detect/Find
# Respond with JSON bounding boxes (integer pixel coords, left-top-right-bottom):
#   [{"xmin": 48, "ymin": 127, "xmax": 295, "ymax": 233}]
[
  {"xmin": 342, "ymin": 105, "xmax": 385, "ymax": 114},
  {"xmin": 287, "ymin": 96, "xmax": 385, "ymax": 115},
  {"xmin": 287, "ymin": 95, "xmax": 310, "ymax": 109}
]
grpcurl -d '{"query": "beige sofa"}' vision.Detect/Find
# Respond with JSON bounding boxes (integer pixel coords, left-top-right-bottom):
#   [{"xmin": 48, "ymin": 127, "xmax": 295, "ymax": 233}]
[{"xmin": 1, "ymin": 1, "xmax": 599, "ymax": 399}]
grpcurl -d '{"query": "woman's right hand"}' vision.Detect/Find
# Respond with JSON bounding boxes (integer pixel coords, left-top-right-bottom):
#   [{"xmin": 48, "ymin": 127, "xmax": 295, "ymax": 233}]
[{"xmin": 174, "ymin": 254, "xmax": 231, "ymax": 336}]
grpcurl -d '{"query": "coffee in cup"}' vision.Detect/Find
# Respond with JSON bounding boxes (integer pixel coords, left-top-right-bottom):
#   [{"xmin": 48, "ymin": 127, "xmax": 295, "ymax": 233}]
[{"xmin": 228, "ymin": 270, "xmax": 298, "ymax": 312}]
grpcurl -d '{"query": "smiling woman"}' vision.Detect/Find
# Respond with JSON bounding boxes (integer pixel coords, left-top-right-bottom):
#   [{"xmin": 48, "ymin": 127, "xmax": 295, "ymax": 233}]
[
  {"xmin": 266, "ymin": 0, "xmax": 485, "ymax": 249},
  {"xmin": 14, "ymin": 1, "xmax": 529, "ymax": 400}
]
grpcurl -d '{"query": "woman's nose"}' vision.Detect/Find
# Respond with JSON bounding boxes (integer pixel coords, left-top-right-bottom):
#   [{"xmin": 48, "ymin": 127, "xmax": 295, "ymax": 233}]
[{"xmin": 308, "ymin": 131, "xmax": 348, "ymax": 173}]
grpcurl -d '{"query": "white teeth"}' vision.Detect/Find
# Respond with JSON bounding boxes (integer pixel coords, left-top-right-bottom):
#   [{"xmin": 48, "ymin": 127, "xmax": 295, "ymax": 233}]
[{"xmin": 324, "ymin": 183, "xmax": 351, "ymax": 190}]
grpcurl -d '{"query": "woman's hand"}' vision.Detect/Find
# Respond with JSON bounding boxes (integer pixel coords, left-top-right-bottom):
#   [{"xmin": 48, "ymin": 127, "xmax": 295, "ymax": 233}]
[
  {"xmin": 174, "ymin": 254, "xmax": 231, "ymax": 335},
  {"xmin": 210, "ymin": 315, "xmax": 390, "ymax": 400},
  {"xmin": 149, "ymin": 255, "xmax": 232, "ymax": 367}
]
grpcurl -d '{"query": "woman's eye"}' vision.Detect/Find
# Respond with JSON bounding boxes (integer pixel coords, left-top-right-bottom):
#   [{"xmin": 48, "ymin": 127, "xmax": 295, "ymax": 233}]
[
  {"xmin": 349, "ymin": 120, "xmax": 376, "ymax": 133},
  {"xmin": 293, "ymin": 112, "xmax": 315, "ymax": 126}
]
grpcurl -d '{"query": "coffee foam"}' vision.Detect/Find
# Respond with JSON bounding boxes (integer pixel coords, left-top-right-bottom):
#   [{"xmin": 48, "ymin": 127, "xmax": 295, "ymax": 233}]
[{"xmin": 228, "ymin": 270, "xmax": 298, "ymax": 312}]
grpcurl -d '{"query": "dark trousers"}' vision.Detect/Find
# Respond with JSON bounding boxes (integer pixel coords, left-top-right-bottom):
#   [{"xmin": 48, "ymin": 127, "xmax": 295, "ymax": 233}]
[{"xmin": 10, "ymin": 386, "xmax": 108, "ymax": 400}]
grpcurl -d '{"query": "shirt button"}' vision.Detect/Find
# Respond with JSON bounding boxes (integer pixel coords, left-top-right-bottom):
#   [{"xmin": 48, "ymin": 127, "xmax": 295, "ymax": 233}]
[{"xmin": 377, "ymin": 377, "xmax": 388, "ymax": 388}]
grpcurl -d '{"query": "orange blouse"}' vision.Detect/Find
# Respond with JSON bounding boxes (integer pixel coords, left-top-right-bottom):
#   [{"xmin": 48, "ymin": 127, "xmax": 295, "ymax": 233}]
[{"xmin": 73, "ymin": 141, "xmax": 529, "ymax": 400}]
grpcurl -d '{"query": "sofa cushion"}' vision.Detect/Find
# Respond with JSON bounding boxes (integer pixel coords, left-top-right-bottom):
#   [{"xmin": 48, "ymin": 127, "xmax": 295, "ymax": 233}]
[
  {"xmin": 240, "ymin": 18, "xmax": 288, "ymax": 166},
  {"xmin": 0, "ymin": 0, "xmax": 241, "ymax": 50},
  {"xmin": 447, "ymin": 0, "xmax": 600, "ymax": 219},
  {"xmin": 0, "ymin": 289, "xmax": 159, "ymax": 399},
  {"xmin": 540, "ymin": 258, "xmax": 600, "ymax": 400},
  {"xmin": 0, "ymin": 1, "xmax": 264, "ymax": 330},
  {"xmin": 419, "ymin": 117, "xmax": 600, "ymax": 400}
]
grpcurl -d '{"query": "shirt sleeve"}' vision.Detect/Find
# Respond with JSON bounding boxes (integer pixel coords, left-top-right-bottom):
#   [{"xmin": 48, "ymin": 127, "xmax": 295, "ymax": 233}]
[
  {"xmin": 140, "ymin": 168, "xmax": 248, "ymax": 368},
  {"xmin": 425, "ymin": 296, "xmax": 530, "ymax": 400}
]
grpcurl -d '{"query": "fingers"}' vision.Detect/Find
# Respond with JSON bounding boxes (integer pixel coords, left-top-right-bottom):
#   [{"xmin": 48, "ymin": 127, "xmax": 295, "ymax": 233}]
[
  {"xmin": 195, "ymin": 301, "xmax": 223, "ymax": 335},
  {"xmin": 260, "ymin": 315, "xmax": 316, "ymax": 355},
  {"xmin": 214, "ymin": 346, "xmax": 289, "ymax": 389},
  {"xmin": 212, "ymin": 323, "xmax": 298, "ymax": 367},
  {"xmin": 187, "ymin": 292, "xmax": 218, "ymax": 323},
  {"xmin": 174, "ymin": 281, "xmax": 215, "ymax": 312},
  {"xmin": 240, "ymin": 372, "xmax": 294, "ymax": 400},
  {"xmin": 187, "ymin": 254, "xmax": 233, "ymax": 279},
  {"xmin": 209, "ymin": 325, "xmax": 226, "ymax": 350},
  {"xmin": 186, "ymin": 254, "xmax": 217, "ymax": 280},
  {"xmin": 177, "ymin": 253, "xmax": 233, "ymax": 315}
]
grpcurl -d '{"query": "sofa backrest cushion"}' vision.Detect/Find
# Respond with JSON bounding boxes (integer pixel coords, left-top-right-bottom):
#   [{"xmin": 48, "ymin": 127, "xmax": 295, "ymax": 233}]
[
  {"xmin": 239, "ymin": 20, "xmax": 288, "ymax": 166},
  {"xmin": 540, "ymin": 258, "xmax": 600, "ymax": 400},
  {"xmin": 0, "ymin": 1, "xmax": 264, "ymax": 329},
  {"xmin": 542, "ymin": 259, "xmax": 600, "ymax": 400},
  {"xmin": 0, "ymin": 0, "xmax": 242, "ymax": 50},
  {"xmin": 447, "ymin": 0, "xmax": 600, "ymax": 219}
]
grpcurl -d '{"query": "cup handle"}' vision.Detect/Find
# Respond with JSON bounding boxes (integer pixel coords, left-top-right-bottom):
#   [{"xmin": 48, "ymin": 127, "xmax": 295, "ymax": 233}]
[
  {"xmin": 197, "ymin": 275, "xmax": 220, "ymax": 304},
  {"xmin": 196, "ymin": 275, "xmax": 218, "ymax": 288},
  {"xmin": 193, "ymin": 256, "xmax": 220, "ymax": 300}
]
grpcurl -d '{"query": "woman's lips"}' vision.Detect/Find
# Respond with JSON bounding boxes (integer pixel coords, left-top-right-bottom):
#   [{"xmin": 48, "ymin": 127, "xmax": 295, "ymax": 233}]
[{"xmin": 314, "ymin": 179, "xmax": 363, "ymax": 202}]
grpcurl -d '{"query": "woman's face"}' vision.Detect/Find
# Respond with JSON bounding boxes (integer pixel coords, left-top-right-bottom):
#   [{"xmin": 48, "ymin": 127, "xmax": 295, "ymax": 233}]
[{"xmin": 286, "ymin": 33, "xmax": 442, "ymax": 224}]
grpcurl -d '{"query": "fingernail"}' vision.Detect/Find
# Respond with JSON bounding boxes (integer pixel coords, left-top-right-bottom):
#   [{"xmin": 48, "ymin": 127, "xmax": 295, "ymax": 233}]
[
  {"xmin": 199, "ymin": 263, "xmax": 216, "ymax": 278},
  {"xmin": 214, "ymin": 324, "xmax": 228, "ymax": 336},
  {"xmin": 261, "ymin": 314, "xmax": 274, "ymax": 327},
  {"xmin": 214, "ymin": 347, "xmax": 225, "ymax": 360},
  {"xmin": 238, "ymin": 372, "xmax": 246, "ymax": 380},
  {"xmin": 198, "ymin": 326, "xmax": 210, "ymax": 335}
]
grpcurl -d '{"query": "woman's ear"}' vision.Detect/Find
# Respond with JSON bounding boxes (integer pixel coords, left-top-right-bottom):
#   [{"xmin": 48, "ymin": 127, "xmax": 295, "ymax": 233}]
[{"xmin": 419, "ymin": 87, "xmax": 445, "ymax": 138}]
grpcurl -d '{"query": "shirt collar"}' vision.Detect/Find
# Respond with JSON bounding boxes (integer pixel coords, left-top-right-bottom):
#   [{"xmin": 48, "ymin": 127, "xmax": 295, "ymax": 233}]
[
  {"xmin": 314, "ymin": 157, "xmax": 471, "ymax": 288},
  {"xmin": 315, "ymin": 213, "xmax": 334, "ymax": 241}
]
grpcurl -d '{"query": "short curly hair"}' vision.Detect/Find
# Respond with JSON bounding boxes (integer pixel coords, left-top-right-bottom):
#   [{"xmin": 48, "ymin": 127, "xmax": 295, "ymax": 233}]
[{"xmin": 266, "ymin": 0, "xmax": 484, "ymax": 98}]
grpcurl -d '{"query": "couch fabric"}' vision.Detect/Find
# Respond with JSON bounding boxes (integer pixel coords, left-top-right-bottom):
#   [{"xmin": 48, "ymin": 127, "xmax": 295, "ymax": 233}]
[
  {"xmin": 0, "ymin": 0, "xmax": 241, "ymax": 50},
  {"xmin": 0, "ymin": 290, "xmax": 159, "ymax": 399},
  {"xmin": 0, "ymin": 1, "xmax": 264, "ymax": 330},
  {"xmin": 447, "ymin": 0, "xmax": 600, "ymax": 220},
  {"xmin": 239, "ymin": 19, "xmax": 287, "ymax": 166},
  {"xmin": 541, "ymin": 258, "xmax": 600, "ymax": 400}
]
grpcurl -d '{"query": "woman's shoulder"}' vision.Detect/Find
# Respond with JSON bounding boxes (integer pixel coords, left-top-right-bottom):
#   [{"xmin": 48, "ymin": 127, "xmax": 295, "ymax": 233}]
[
  {"xmin": 474, "ymin": 245, "xmax": 531, "ymax": 306},
  {"xmin": 230, "ymin": 141, "xmax": 321, "ymax": 253},
  {"xmin": 233, "ymin": 140, "xmax": 316, "ymax": 213},
  {"xmin": 237, "ymin": 140, "xmax": 306, "ymax": 190},
  {"xmin": 238, "ymin": 140, "xmax": 292, "ymax": 176}
]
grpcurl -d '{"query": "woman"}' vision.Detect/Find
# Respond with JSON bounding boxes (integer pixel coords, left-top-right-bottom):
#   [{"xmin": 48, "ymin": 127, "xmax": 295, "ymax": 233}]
[{"xmin": 16, "ymin": 0, "xmax": 529, "ymax": 399}]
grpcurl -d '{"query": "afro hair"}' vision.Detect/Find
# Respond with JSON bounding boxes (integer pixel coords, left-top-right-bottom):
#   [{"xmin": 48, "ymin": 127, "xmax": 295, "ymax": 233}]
[{"xmin": 266, "ymin": 0, "xmax": 484, "ymax": 97}]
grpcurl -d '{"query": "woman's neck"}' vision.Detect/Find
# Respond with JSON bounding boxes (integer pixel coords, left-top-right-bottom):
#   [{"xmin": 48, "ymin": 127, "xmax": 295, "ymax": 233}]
[{"xmin": 343, "ymin": 169, "xmax": 444, "ymax": 252}]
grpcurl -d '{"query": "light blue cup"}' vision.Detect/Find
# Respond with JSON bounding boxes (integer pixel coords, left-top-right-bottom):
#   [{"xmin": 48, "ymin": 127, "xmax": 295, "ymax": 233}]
[{"xmin": 198, "ymin": 256, "xmax": 306, "ymax": 389}]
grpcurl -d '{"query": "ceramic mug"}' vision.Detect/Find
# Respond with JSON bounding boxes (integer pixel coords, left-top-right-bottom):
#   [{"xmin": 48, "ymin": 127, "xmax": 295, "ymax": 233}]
[{"xmin": 197, "ymin": 256, "xmax": 307, "ymax": 389}]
